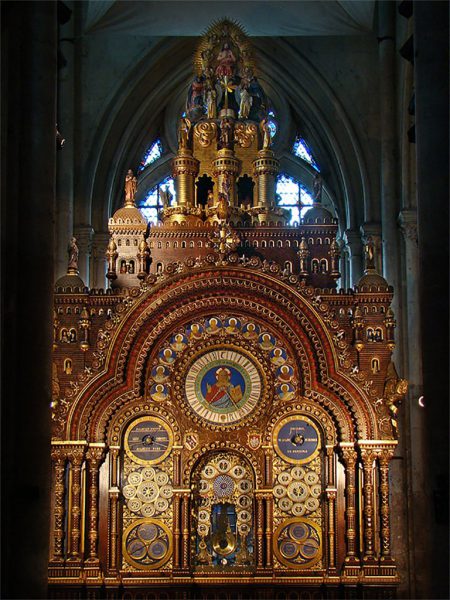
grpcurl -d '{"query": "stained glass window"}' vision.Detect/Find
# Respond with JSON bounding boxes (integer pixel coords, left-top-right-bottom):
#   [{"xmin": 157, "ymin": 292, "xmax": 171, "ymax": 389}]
[
  {"xmin": 276, "ymin": 174, "xmax": 314, "ymax": 225},
  {"xmin": 138, "ymin": 176, "xmax": 176, "ymax": 224},
  {"xmin": 138, "ymin": 140, "xmax": 163, "ymax": 172},
  {"xmin": 268, "ymin": 110, "xmax": 277, "ymax": 138},
  {"xmin": 293, "ymin": 137, "xmax": 320, "ymax": 172}
]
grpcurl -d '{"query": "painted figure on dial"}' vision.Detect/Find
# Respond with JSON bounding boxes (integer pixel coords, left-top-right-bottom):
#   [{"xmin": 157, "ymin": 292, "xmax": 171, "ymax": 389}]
[{"xmin": 205, "ymin": 367, "xmax": 243, "ymax": 408}]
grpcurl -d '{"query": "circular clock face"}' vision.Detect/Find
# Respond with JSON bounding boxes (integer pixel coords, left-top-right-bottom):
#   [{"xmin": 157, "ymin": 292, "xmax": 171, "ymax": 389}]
[
  {"xmin": 273, "ymin": 416, "xmax": 320, "ymax": 464},
  {"xmin": 184, "ymin": 348, "xmax": 262, "ymax": 425},
  {"xmin": 123, "ymin": 519, "xmax": 172, "ymax": 569},
  {"xmin": 273, "ymin": 518, "xmax": 322, "ymax": 568},
  {"xmin": 124, "ymin": 417, "xmax": 173, "ymax": 465}
]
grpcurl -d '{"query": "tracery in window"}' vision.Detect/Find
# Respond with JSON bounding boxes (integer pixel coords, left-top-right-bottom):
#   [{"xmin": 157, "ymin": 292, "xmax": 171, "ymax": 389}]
[
  {"xmin": 138, "ymin": 176, "xmax": 176, "ymax": 224},
  {"xmin": 138, "ymin": 139, "xmax": 163, "ymax": 172},
  {"xmin": 293, "ymin": 137, "xmax": 320, "ymax": 172},
  {"xmin": 276, "ymin": 174, "xmax": 314, "ymax": 225}
]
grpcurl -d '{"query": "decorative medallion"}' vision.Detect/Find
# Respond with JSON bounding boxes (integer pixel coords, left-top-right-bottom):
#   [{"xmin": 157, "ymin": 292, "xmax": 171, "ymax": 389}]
[
  {"xmin": 185, "ymin": 348, "xmax": 262, "ymax": 425},
  {"xmin": 124, "ymin": 416, "xmax": 173, "ymax": 465},
  {"xmin": 122, "ymin": 518, "xmax": 172, "ymax": 569},
  {"xmin": 247, "ymin": 430, "xmax": 262, "ymax": 450},
  {"xmin": 273, "ymin": 518, "xmax": 322, "ymax": 568},
  {"xmin": 183, "ymin": 430, "xmax": 199, "ymax": 450},
  {"xmin": 273, "ymin": 416, "xmax": 321, "ymax": 464}
]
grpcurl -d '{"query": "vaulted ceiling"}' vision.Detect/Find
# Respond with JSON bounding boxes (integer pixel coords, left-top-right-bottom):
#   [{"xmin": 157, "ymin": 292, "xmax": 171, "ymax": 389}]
[{"xmin": 84, "ymin": 0, "xmax": 376, "ymax": 37}]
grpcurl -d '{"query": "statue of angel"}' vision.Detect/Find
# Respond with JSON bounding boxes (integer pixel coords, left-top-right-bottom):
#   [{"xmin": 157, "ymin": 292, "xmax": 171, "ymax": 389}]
[
  {"xmin": 312, "ymin": 172, "xmax": 322, "ymax": 202},
  {"xmin": 67, "ymin": 237, "xmax": 79, "ymax": 271},
  {"xmin": 159, "ymin": 185, "xmax": 173, "ymax": 208}
]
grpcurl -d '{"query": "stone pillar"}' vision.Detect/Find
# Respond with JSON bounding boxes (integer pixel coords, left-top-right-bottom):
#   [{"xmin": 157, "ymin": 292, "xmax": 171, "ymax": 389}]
[
  {"xmin": 1, "ymin": 3, "xmax": 57, "ymax": 597},
  {"xmin": 74, "ymin": 225, "xmax": 94, "ymax": 286},
  {"xmin": 55, "ymin": 8, "xmax": 75, "ymax": 281},
  {"xmin": 378, "ymin": 1, "xmax": 400, "ymax": 285},
  {"xmin": 92, "ymin": 232, "xmax": 109, "ymax": 289},
  {"xmin": 344, "ymin": 229, "xmax": 363, "ymax": 285},
  {"xmin": 414, "ymin": 3, "xmax": 449, "ymax": 596}
]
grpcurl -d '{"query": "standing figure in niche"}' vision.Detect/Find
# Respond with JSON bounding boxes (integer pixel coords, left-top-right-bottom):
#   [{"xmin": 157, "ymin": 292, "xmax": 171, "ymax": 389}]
[
  {"xmin": 67, "ymin": 237, "xmax": 79, "ymax": 271},
  {"xmin": 238, "ymin": 86, "xmax": 252, "ymax": 119},
  {"xmin": 215, "ymin": 43, "xmax": 236, "ymax": 78},
  {"xmin": 220, "ymin": 118, "xmax": 233, "ymax": 148},
  {"xmin": 206, "ymin": 87, "xmax": 217, "ymax": 119}
]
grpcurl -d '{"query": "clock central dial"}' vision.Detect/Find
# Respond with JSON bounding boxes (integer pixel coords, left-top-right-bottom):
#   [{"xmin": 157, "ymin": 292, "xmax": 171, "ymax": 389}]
[{"xmin": 184, "ymin": 348, "xmax": 262, "ymax": 425}]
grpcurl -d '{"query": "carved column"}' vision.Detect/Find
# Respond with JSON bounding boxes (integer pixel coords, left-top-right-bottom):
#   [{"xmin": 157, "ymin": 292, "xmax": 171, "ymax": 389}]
[
  {"xmin": 326, "ymin": 446, "xmax": 337, "ymax": 573},
  {"xmin": 172, "ymin": 447, "xmax": 182, "ymax": 487},
  {"xmin": 377, "ymin": 446, "xmax": 396, "ymax": 564},
  {"xmin": 50, "ymin": 446, "xmax": 67, "ymax": 564},
  {"xmin": 360, "ymin": 446, "xmax": 377, "ymax": 564},
  {"xmin": 173, "ymin": 493, "xmax": 182, "ymax": 570},
  {"xmin": 107, "ymin": 447, "xmax": 120, "ymax": 574},
  {"xmin": 85, "ymin": 444, "xmax": 105, "ymax": 565},
  {"xmin": 66, "ymin": 445, "xmax": 86, "ymax": 563},
  {"xmin": 340, "ymin": 444, "xmax": 360, "ymax": 571},
  {"xmin": 255, "ymin": 492, "xmax": 264, "ymax": 570},
  {"xmin": 264, "ymin": 493, "xmax": 273, "ymax": 568},
  {"xmin": 263, "ymin": 446, "xmax": 273, "ymax": 487},
  {"xmin": 181, "ymin": 491, "xmax": 191, "ymax": 570}
]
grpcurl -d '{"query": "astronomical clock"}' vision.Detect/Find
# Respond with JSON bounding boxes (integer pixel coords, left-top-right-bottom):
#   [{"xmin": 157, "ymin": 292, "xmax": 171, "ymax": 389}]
[{"xmin": 49, "ymin": 19, "xmax": 407, "ymax": 600}]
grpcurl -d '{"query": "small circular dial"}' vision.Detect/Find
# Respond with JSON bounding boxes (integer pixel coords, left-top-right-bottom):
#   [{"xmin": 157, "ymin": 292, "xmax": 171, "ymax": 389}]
[
  {"xmin": 124, "ymin": 417, "xmax": 173, "ymax": 465},
  {"xmin": 273, "ymin": 416, "xmax": 321, "ymax": 465}
]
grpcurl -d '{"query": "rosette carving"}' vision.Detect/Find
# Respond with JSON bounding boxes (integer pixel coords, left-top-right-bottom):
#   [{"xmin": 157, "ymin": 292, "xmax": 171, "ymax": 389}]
[
  {"xmin": 234, "ymin": 122, "xmax": 257, "ymax": 148},
  {"xmin": 194, "ymin": 121, "xmax": 218, "ymax": 147}
]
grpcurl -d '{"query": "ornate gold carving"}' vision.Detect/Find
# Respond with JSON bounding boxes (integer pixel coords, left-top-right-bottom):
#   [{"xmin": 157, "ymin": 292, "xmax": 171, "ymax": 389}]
[
  {"xmin": 85, "ymin": 445, "xmax": 105, "ymax": 563},
  {"xmin": 50, "ymin": 447, "xmax": 67, "ymax": 562},
  {"xmin": 66, "ymin": 446, "xmax": 86, "ymax": 562},
  {"xmin": 340, "ymin": 444, "xmax": 359, "ymax": 564},
  {"xmin": 193, "ymin": 121, "xmax": 218, "ymax": 147},
  {"xmin": 234, "ymin": 122, "xmax": 257, "ymax": 148},
  {"xmin": 383, "ymin": 362, "xmax": 408, "ymax": 432}
]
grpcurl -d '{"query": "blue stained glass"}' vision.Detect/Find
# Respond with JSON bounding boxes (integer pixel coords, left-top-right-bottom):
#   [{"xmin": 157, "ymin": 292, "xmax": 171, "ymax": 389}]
[
  {"xmin": 138, "ymin": 176, "xmax": 176, "ymax": 224},
  {"xmin": 293, "ymin": 137, "xmax": 320, "ymax": 172},
  {"xmin": 268, "ymin": 110, "xmax": 277, "ymax": 138},
  {"xmin": 276, "ymin": 174, "xmax": 314, "ymax": 225},
  {"xmin": 138, "ymin": 140, "xmax": 163, "ymax": 172}
]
